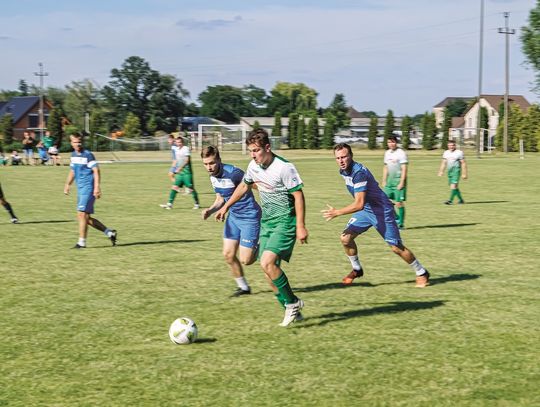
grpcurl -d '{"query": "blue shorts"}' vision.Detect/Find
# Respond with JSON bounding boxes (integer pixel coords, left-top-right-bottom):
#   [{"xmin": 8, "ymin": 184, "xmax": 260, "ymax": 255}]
[
  {"xmin": 224, "ymin": 214, "xmax": 260, "ymax": 249},
  {"xmin": 77, "ymin": 192, "xmax": 95, "ymax": 214},
  {"xmin": 344, "ymin": 207, "xmax": 402, "ymax": 246}
]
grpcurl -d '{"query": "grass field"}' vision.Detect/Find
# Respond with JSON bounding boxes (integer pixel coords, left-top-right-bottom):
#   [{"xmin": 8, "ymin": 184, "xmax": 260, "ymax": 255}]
[{"xmin": 1, "ymin": 149, "xmax": 539, "ymax": 406}]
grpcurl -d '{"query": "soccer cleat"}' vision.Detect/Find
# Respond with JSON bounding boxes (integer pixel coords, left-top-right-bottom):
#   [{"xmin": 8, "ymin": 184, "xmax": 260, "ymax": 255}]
[
  {"xmin": 342, "ymin": 268, "xmax": 364, "ymax": 286},
  {"xmin": 159, "ymin": 203, "xmax": 173, "ymax": 210},
  {"xmin": 10, "ymin": 218, "xmax": 19, "ymax": 224},
  {"xmin": 458, "ymin": 200, "xmax": 465, "ymax": 204},
  {"xmin": 280, "ymin": 298, "xmax": 304, "ymax": 327},
  {"xmin": 109, "ymin": 230, "xmax": 117, "ymax": 246},
  {"xmin": 415, "ymin": 270, "xmax": 430, "ymax": 288},
  {"xmin": 398, "ymin": 224, "xmax": 405, "ymax": 230},
  {"xmin": 193, "ymin": 204, "xmax": 200, "ymax": 209},
  {"xmin": 295, "ymin": 311, "xmax": 305, "ymax": 322},
  {"xmin": 231, "ymin": 288, "xmax": 251, "ymax": 297},
  {"xmin": 444, "ymin": 200, "xmax": 453, "ymax": 205},
  {"xmin": 72, "ymin": 244, "xmax": 86, "ymax": 249}
]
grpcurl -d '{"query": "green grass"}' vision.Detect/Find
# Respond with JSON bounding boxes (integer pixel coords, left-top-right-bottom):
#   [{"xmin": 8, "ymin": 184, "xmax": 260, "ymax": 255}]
[{"xmin": 1, "ymin": 150, "xmax": 539, "ymax": 406}]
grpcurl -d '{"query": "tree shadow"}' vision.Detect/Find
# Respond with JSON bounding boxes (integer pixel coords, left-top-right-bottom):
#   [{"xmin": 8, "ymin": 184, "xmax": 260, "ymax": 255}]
[
  {"xmin": 405, "ymin": 223, "xmax": 478, "ymax": 230},
  {"xmin": 116, "ymin": 239, "xmax": 207, "ymax": 247},
  {"xmin": 296, "ymin": 300, "xmax": 445, "ymax": 328},
  {"xmin": 13, "ymin": 220, "xmax": 75, "ymax": 225},
  {"xmin": 461, "ymin": 200, "xmax": 509, "ymax": 205}
]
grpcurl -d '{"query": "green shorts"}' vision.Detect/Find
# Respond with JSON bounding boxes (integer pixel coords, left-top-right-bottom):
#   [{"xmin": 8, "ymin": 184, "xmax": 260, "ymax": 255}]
[
  {"xmin": 258, "ymin": 217, "xmax": 297, "ymax": 263},
  {"xmin": 384, "ymin": 185, "xmax": 407, "ymax": 202},
  {"xmin": 173, "ymin": 172, "xmax": 195, "ymax": 189},
  {"xmin": 448, "ymin": 171, "xmax": 461, "ymax": 185}
]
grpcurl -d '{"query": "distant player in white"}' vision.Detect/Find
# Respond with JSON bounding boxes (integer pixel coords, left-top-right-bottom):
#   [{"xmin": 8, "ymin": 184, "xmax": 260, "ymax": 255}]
[
  {"xmin": 438, "ymin": 140, "xmax": 467, "ymax": 204},
  {"xmin": 382, "ymin": 135, "xmax": 408, "ymax": 228}
]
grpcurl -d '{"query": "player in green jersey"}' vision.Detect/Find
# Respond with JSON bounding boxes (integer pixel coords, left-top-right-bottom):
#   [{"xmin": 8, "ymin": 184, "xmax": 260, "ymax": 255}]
[
  {"xmin": 215, "ymin": 129, "xmax": 308, "ymax": 327},
  {"xmin": 438, "ymin": 140, "xmax": 467, "ymax": 204},
  {"xmin": 382, "ymin": 135, "xmax": 408, "ymax": 228}
]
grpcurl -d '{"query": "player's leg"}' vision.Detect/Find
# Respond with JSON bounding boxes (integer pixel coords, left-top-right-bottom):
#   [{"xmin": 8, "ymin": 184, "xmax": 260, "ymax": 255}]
[
  {"xmin": 237, "ymin": 216, "xmax": 260, "ymax": 266},
  {"xmin": 183, "ymin": 174, "xmax": 200, "ymax": 209},
  {"xmin": 0, "ymin": 185, "xmax": 18, "ymax": 223},
  {"xmin": 223, "ymin": 217, "xmax": 251, "ymax": 296},
  {"xmin": 340, "ymin": 213, "xmax": 372, "ymax": 284},
  {"xmin": 87, "ymin": 216, "xmax": 117, "ymax": 246},
  {"xmin": 75, "ymin": 211, "xmax": 90, "ymax": 248},
  {"xmin": 161, "ymin": 174, "xmax": 183, "ymax": 209},
  {"xmin": 454, "ymin": 181, "xmax": 464, "ymax": 203},
  {"xmin": 396, "ymin": 187, "xmax": 406, "ymax": 228}
]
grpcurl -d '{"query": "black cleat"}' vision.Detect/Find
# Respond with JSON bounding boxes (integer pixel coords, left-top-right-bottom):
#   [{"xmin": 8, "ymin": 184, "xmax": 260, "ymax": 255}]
[
  {"xmin": 109, "ymin": 230, "xmax": 117, "ymax": 246},
  {"xmin": 231, "ymin": 288, "xmax": 251, "ymax": 297},
  {"xmin": 444, "ymin": 200, "xmax": 452, "ymax": 205},
  {"xmin": 72, "ymin": 244, "xmax": 86, "ymax": 249}
]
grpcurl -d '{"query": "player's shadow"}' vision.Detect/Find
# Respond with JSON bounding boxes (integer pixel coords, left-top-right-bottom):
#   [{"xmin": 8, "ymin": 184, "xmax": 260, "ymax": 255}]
[
  {"xmin": 15, "ymin": 219, "xmax": 75, "ymax": 225},
  {"xmin": 295, "ymin": 281, "xmax": 376, "ymax": 293},
  {"xmin": 116, "ymin": 239, "xmax": 207, "ymax": 247},
  {"xmin": 405, "ymin": 223, "xmax": 478, "ymax": 230},
  {"xmin": 461, "ymin": 200, "xmax": 509, "ymax": 204},
  {"xmin": 374, "ymin": 273, "xmax": 481, "ymax": 287},
  {"xmin": 297, "ymin": 300, "xmax": 445, "ymax": 328},
  {"xmin": 193, "ymin": 337, "xmax": 217, "ymax": 344}
]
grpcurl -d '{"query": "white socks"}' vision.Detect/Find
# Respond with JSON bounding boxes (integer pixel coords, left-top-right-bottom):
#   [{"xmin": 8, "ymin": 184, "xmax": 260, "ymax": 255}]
[
  {"xmin": 409, "ymin": 259, "xmax": 426, "ymax": 276},
  {"xmin": 77, "ymin": 238, "xmax": 86, "ymax": 247},
  {"xmin": 347, "ymin": 255, "xmax": 362, "ymax": 271},
  {"xmin": 235, "ymin": 277, "xmax": 250, "ymax": 291}
]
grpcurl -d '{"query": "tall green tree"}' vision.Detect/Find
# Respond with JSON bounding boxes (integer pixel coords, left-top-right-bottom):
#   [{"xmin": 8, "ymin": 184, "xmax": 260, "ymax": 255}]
[
  {"xmin": 287, "ymin": 113, "xmax": 298, "ymax": 148},
  {"xmin": 440, "ymin": 108, "xmax": 452, "ymax": 150},
  {"xmin": 367, "ymin": 116, "xmax": 378, "ymax": 149},
  {"xmin": 525, "ymin": 104, "xmax": 540, "ymax": 151},
  {"xmin": 47, "ymin": 107, "xmax": 64, "ymax": 146},
  {"xmin": 252, "ymin": 120, "xmax": 261, "ymax": 130},
  {"xmin": 400, "ymin": 115, "xmax": 413, "ymax": 150},
  {"xmin": 326, "ymin": 93, "xmax": 350, "ymax": 129},
  {"xmin": 383, "ymin": 109, "xmax": 395, "ymax": 148},
  {"xmin": 480, "ymin": 106, "xmax": 489, "ymax": 151},
  {"xmin": 305, "ymin": 114, "xmax": 319, "ymax": 149},
  {"xmin": 321, "ymin": 112, "xmax": 336, "ymax": 149},
  {"xmin": 64, "ymin": 79, "xmax": 101, "ymax": 132},
  {"xmin": 446, "ymin": 98, "xmax": 470, "ymax": 118},
  {"xmin": 242, "ymin": 84, "xmax": 268, "ymax": 116},
  {"xmin": 89, "ymin": 109, "xmax": 110, "ymax": 150},
  {"xmin": 521, "ymin": 1, "xmax": 540, "ymax": 92},
  {"xmin": 272, "ymin": 112, "xmax": 282, "ymax": 139},
  {"xmin": 296, "ymin": 117, "xmax": 305, "ymax": 149},
  {"xmin": 421, "ymin": 112, "xmax": 437, "ymax": 150},
  {"xmin": 148, "ymin": 74, "xmax": 189, "ymax": 133},
  {"xmin": 267, "ymin": 82, "xmax": 318, "ymax": 116},
  {"xmin": 0, "ymin": 114, "xmax": 14, "ymax": 147},
  {"xmin": 198, "ymin": 85, "xmax": 248, "ymax": 123},
  {"xmin": 18, "ymin": 80, "xmax": 29, "ymax": 96},
  {"xmin": 123, "ymin": 112, "xmax": 143, "ymax": 139}
]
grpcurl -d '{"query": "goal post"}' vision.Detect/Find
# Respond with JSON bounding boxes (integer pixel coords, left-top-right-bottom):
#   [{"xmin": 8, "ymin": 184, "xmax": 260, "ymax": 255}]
[{"xmin": 197, "ymin": 124, "xmax": 247, "ymax": 154}]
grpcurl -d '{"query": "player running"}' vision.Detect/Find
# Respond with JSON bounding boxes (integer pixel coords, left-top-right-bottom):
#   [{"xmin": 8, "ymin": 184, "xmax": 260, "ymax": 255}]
[
  {"xmin": 200, "ymin": 146, "xmax": 261, "ymax": 297},
  {"xmin": 160, "ymin": 136, "xmax": 200, "ymax": 210},
  {"xmin": 321, "ymin": 143, "xmax": 430, "ymax": 288},
  {"xmin": 438, "ymin": 139, "xmax": 467, "ymax": 204},
  {"xmin": 0, "ymin": 181, "xmax": 19, "ymax": 223},
  {"xmin": 64, "ymin": 133, "xmax": 117, "ymax": 248},
  {"xmin": 215, "ymin": 129, "xmax": 307, "ymax": 327},
  {"xmin": 382, "ymin": 135, "xmax": 408, "ymax": 228}
]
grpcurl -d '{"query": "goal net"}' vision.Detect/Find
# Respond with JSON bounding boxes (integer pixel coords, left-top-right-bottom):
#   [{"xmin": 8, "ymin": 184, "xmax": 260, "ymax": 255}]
[
  {"xmin": 91, "ymin": 133, "xmax": 172, "ymax": 162},
  {"xmin": 195, "ymin": 124, "xmax": 247, "ymax": 154}
]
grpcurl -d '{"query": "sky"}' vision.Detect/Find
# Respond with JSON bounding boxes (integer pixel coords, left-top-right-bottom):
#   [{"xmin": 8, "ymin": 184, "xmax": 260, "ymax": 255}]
[{"xmin": 0, "ymin": 0, "xmax": 537, "ymax": 116}]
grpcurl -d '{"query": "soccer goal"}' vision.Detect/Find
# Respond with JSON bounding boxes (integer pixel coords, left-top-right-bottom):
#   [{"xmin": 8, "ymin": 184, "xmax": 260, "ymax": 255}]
[
  {"xmin": 196, "ymin": 124, "xmax": 248, "ymax": 154},
  {"xmin": 92, "ymin": 133, "xmax": 172, "ymax": 162}
]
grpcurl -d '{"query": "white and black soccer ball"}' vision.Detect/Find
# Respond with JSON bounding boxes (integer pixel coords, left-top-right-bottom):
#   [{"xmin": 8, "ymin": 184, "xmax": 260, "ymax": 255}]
[{"xmin": 169, "ymin": 317, "xmax": 198, "ymax": 345}]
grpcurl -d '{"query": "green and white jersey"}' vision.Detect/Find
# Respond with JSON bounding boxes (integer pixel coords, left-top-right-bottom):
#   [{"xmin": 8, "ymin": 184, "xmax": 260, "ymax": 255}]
[
  {"xmin": 244, "ymin": 154, "xmax": 303, "ymax": 223},
  {"xmin": 443, "ymin": 149, "xmax": 464, "ymax": 177},
  {"xmin": 384, "ymin": 148, "xmax": 408, "ymax": 188},
  {"xmin": 174, "ymin": 145, "xmax": 192, "ymax": 174}
]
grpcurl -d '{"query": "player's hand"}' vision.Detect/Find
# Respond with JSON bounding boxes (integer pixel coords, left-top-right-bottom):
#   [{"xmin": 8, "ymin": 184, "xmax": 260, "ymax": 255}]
[
  {"xmin": 438, "ymin": 171, "xmax": 443, "ymax": 177},
  {"xmin": 215, "ymin": 207, "xmax": 227, "ymax": 222},
  {"xmin": 201, "ymin": 209, "xmax": 210, "ymax": 220},
  {"xmin": 321, "ymin": 204, "xmax": 338, "ymax": 221},
  {"xmin": 397, "ymin": 182, "xmax": 404, "ymax": 190},
  {"xmin": 297, "ymin": 226, "xmax": 308, "ymax": 244},
  {"xmin": 462, "ymin": 174, "xmax": 467, "ymax": 180},
  {"xmin": 63, "ymin": 185, "xmax": 70, "ymax": 195},
  {"xmin": 93, "ymin": 188, "xmax": 101, "ymax": 199}
]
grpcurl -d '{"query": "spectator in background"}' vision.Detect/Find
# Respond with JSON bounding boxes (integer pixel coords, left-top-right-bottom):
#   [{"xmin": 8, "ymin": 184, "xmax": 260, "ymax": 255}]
[
  {"xmin": 10, "ymin": 150, "xmax": 22, "ymax": 166},
  {"xmin": 48, "ymin": 144, "xmax": 62, "ymax": 166},
  {"xmin": 0, "ymin": 151, "xmax": 8, "ymax": 166},
  {"xmin": 37, "ymin": 141, "xmax": 50, "ymax": 165},
  {"xmin": 43, "ymin": 131, "xmax": 55, "ymax": 149},
  {"xmin": 22, "ymin": 131, "xmax": 35, "ymax": 165}
]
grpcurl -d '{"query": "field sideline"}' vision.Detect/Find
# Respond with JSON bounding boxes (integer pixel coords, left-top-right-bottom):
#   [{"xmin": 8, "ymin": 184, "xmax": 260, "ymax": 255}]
[{"xmin": 1, "ymin": 150, "xmax": 539, "ymax": 406}]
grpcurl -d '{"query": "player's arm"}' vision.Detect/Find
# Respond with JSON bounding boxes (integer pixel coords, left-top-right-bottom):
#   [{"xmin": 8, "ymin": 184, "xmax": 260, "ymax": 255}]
[
  {"xmin": 438, "ymin": 159, "xmax": 447, "ymax": 176},
  {"xmin": 64, "ymin": 169, "xmax": 75, "ymax": 195},
  {"xmin": 202, "ymin": 194, "xmax": 225, "ymax": 220},
  {"xmin": 215, "ymin": 182, "xmax": 251, "ymax": 221},
  {"xmin": 92, "ymin": 167, "xmax": 102, "ymax": 198},
  {"xmin": 398, "ymin": 163, "xmax": 407, "ymax": 190},
  {"xmin": 382, "ymin": 165, "xmax": 388, "ymax": 188},
  {"xmin": 291, "ymin": 189, "xmax": 308, "ymax": 244},
  {"xmin": 322, "ymin": 191, "xmax": 365, "ymax": 221},
  {"xmin": 460, "ymin": 159, "xmax": 468, "ymax": 179}
]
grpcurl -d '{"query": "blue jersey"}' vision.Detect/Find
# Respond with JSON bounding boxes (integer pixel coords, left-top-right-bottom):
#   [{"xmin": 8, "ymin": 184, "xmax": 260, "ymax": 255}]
[
  {"xmin": 211, "ymin": 163, "xmax": 261, "ymax": 219},
  {"xmin": 339, "ymin": 161, "xmax": 394, "ymax": 213},
  {"xmin": 70, "ymin": 149, "xmax": 98, "ymax": 189}
]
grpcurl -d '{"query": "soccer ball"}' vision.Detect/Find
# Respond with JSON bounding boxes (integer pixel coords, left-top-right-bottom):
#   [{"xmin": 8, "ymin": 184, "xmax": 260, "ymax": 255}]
[{"xmin": 169, "ymin": 317, "xmax": 198, "ymax": 345}]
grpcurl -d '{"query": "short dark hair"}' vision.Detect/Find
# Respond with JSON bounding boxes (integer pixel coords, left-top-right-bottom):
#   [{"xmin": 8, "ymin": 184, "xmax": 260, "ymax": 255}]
[
  {"xmin": 70, "ymin": 132, "xmax": 83, "ymax": 140},
  {"xmin": 388, "ymin": 135, "xmax": 398, "ymax": 142},
  {"xmin": 246, "ymin": 128, "xmax": 270, "ymax": 148},
  {"xmin": 448, "ymin": 139, "xmax": 456, "ymax": 144},
  {"xmin": 334, "ymin": 143, "xmax": 353, "ymax": 157},
  {"xmin": 201, "ymin": 145, "xmax": 221, "ymax": 160}
]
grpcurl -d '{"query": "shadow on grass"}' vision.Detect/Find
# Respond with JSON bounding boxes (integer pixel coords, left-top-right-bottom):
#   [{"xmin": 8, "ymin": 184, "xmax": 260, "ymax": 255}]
[
  {"xmin": 193, "ymin": 337, "xmax": 217, "ymax": 344},
  {"xmin": 297, "ymin": 300, "xmax": 445, "ymax": 328},
  {"xmin": 295, "ymin": 281, "xmax": 376, "ymax": 293},
  {"xmin": 460, "ymin": 200, "xmax": 509, "ymax": 205},
  {"xmin": 405, "ymin": 223, "xmax": 478, "ymax": 230},
  {"xmin": 116, "ymin": 239, "xmax": 207, "ymax": 247},
  {"xmin": 12, "ymin": 219, "xmax": 75, "ymax": 225}
]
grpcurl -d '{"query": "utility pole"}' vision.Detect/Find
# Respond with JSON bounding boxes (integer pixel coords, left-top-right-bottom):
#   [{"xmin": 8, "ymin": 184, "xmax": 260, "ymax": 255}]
[
  {"xmin": 475, "ymin": 0, "xmax": 484, "ymax": 158},
  {"xmin": 33, "ymin": 62, "xmax": 49, "ymax": 141},
  {"xmin": 498, "ymin": 12, "xmax": 515, "ymax": 154}
]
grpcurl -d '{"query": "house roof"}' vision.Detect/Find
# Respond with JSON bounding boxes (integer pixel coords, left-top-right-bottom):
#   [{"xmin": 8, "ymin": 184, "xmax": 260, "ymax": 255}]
[
  {"xmin": 451, "ymin": 117, "xmax": 465, "ymax": 128},
  {"xmin": 433, "ymin": 97, "xmax": 474, "ymax": 108},
  {"xmin": 0, "ymin": 96, "xmax": 40, "ymax": 123},
  {"xmin": 480, "ymin": 94, "xmax": 530, "ymax": 112},
  {"xmin": 347, "ymin": 106, "xmax": 368, "ymax": 119}
]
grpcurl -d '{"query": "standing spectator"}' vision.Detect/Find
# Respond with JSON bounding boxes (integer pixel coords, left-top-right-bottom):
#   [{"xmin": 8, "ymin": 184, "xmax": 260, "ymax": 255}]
[
  {"xmin": 22, "ymin": 131, "xmax": 35, "ymax": 165},
  {"xmin": 48, "ymin": 144, "xmax": 62, "ymax": 166},
  {"xmin": 10, "ymin": 150, "xmax": 22, "ymax": 166}
]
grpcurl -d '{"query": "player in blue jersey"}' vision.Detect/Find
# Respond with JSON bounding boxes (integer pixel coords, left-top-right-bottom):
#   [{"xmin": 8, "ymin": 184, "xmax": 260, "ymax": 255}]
[
  {"xmin": 321, "ymin": 143, "xmax": 430, "ymax": 287},
  {"xmin": 64, "ymin": 133, "xmax": 117, "ymax": 249},
  {"xmin": 200, "ymin": 146, "xmax": 262, "ymax": 297}
]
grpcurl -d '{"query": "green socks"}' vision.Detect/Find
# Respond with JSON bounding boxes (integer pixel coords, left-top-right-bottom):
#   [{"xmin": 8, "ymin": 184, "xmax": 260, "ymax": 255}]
[
  {"xmin": 455, "ymin": 189, "xmax": 463, "ymax": 202},
  {"xmin": 191, "ymin": 190, "xmax": 199, "ymax": 205},
  {"xmin": 397, "ymin": 207, "xmax": 405, "ymax": 226},
  {"xmin": 275, "ymin": 293, "xmax": 286, "ymax": 309},
  {"xmin": 272, "ymin": 272, "xmax": 297, "ymax": 305},
  {"xmin": 168, "ymin": 189, "xmax": 177, "ymax": 204}
]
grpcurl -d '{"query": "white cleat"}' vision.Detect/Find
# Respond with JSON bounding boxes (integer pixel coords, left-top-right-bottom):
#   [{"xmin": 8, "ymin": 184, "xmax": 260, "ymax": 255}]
[
  {"xmin": 193, "ymin": 204, "xmax": 200, "ymax": 209},
  {"xmin": 159, "ymin": 203, "xmax": 172, "ymax": 210},
  {"xmin": 280, "ymin": 299, "xmax": 304, "ymax": 327},
  {"xmin": 10, "ymin": 218, "xmax": 19, "ymax": 224}
]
